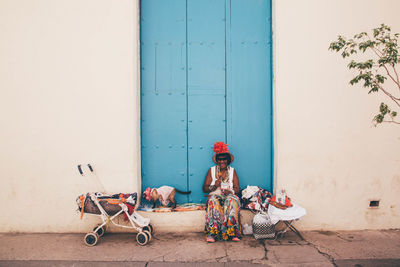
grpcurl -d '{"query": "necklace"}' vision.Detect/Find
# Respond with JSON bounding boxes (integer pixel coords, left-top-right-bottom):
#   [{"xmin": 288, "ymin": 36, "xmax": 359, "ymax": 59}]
[{"xmin": 216, "ymin": 165, "xmax": 229, "ymax": 183}]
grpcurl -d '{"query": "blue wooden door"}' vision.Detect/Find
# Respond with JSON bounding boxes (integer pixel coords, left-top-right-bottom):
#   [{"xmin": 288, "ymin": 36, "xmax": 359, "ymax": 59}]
[{"xmin": 141, "ymin": 0, "xmax": 272, "ymax": 204}]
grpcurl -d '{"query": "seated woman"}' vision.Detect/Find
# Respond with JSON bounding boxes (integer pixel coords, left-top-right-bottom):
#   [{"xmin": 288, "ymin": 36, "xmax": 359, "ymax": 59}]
[{"xmin": 202, "ymin": 141, "xmax": 241, "ymax": 243}]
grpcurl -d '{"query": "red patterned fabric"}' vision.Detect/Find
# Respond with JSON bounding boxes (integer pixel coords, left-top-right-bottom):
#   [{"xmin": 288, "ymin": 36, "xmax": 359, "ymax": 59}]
[{"xmin": 124, "ymin": 203, "xmax": 135, "ymax": 221}]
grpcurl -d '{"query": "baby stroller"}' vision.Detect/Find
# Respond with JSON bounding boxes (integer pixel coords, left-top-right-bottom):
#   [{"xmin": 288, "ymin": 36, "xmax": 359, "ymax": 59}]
[{"xmin": 76, "ymin": 164, "xmax": 153, "ymax": 246}]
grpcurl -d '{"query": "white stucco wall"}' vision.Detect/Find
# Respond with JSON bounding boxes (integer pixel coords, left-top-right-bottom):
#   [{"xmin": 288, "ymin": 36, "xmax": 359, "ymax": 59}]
[
  {"xmin": 0, "ymin": 0, "xmax": 141, "ymax": 232},
  {"xmin": 1, "ymin": 0, "xmax": 399, "ymax": 233},
  {"xmin": 274, "ymin": 0, "xmax": 400, "ymax": 229}
]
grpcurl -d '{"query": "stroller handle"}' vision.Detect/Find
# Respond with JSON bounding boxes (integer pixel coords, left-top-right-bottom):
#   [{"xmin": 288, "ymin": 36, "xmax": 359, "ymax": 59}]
[
  {"xmin": 77, "ymin": 164, "xmax": 94, "ymax": 175},
  {"xmin": 88, "ymin": 164, "xmax": 94, "ymax": 172},
  {"xmin": 77, "ymin": 165, "xmax": 84, "ymax": 175}
]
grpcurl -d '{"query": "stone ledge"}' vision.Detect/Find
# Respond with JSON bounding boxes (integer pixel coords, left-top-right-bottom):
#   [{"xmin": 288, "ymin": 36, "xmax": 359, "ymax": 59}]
[{"xmin": 105, "ymin": 209, "xmax": 292, "ymax": 233}]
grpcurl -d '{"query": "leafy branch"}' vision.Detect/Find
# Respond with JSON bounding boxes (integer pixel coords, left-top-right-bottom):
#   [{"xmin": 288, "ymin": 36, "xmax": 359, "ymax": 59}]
[{"xmin": 329, "ymin": 24, "xmax": 400, "ymax": 126}]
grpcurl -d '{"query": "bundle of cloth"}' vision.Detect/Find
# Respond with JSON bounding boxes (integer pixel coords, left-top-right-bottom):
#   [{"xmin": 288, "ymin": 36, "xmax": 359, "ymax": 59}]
[
  {"xmin": 241, "ymin": 186, "xmax": 272, "ymax": 211},
  {"xmin": 76, "ymin": 192, "xmax": 137, "ymax": 219},
  {"xmin": 241, "ymin": 186, "xmax": 294, "ymax": 211}
]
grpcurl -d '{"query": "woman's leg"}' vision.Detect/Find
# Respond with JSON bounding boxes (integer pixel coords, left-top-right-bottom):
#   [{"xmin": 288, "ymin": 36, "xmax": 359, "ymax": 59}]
[
  {"xmin": 221, "ymin": 194, "xmax": 241, "ymax": 241},
  {"xmin": 205, "ymin": 194, "xmax": 224, "ymax": 240}
]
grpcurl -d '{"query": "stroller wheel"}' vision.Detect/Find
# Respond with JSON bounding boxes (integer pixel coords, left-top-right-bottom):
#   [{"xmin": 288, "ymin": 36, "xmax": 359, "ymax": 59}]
[
  {"xmin": 93, "ymin": 225, "xmax": 105, "ymax": 237},
  {"xmin": 136, "ymin": 232, "xmax": 149, "ymax": 246},
  {"xmin": 143, "ymin": 223, "xmax": 154, "ymax": 234},
  {"xmin": 143, "ymin": 230, "xmax": 152, "ymax": 242},
  {"xmin": 84, "ymin": 232, "xmax": 98, "ymax": 246}
]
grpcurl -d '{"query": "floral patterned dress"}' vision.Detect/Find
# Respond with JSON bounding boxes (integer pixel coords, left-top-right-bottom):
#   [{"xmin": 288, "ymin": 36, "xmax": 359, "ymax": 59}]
[{"xmin": 204, "ymin": 166, "xmax": 241, "ymax": 240}]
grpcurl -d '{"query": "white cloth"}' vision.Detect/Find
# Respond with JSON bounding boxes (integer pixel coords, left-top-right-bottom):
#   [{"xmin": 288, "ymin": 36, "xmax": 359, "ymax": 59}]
[
  {"xmin": 130, "ymin": 211, "xmax": 150, "ymax": 227},
  {"xmin": 241, "ymin": 185, "xmax": 260, "ymax": 199},
  {"xmin": 154, "ymin": 186, "xmax": 174, "ymax": 206},
  {"xmin": 210, "ymin": 166, "xmax": 234, "ymax": 190},
  {"xmin": 267, "ymin": 203, "xmax": 307, "ymax": 225}
]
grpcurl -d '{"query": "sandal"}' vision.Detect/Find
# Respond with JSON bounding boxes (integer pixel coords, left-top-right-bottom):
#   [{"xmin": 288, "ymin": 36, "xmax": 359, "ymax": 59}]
[
  {"xmin": 232, "ymin": 237, "xmax": 240, "ymax": 242},
  {"xmin": 206, "ymin": 236, "xmax": 215, "ymax": 243}
]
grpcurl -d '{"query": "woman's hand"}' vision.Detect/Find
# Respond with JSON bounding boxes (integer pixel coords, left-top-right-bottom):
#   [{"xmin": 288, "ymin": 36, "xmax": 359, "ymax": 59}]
[
  {"xmin": 221, "ymin": 189, "xmax": 232, "ymax": 196},
  {"xmin": 214, "ymin": 179, "xmax": 222, "ymax": 188}
]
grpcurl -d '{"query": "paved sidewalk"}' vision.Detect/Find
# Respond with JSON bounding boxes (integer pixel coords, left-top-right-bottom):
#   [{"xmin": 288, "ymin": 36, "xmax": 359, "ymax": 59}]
[{"xmin": 0, "ymin": 229, "xmax": 399, "ymax": 266}]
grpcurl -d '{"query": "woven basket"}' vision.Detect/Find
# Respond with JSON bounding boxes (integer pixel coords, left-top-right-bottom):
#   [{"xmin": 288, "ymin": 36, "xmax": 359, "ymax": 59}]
[{"xmin": 252, "ymin": 212, "xmax": 275, "ymax": 239}]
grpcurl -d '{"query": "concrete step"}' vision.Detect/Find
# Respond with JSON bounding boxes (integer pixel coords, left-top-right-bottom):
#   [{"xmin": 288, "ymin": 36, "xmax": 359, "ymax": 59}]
[{"xmin": 106, "ymin": 210, "xmax": 256, "ymax": 233}]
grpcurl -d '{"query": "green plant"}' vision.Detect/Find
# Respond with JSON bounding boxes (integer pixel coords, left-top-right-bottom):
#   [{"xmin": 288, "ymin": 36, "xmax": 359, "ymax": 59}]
[{"xmin": 329, "ymin": 24, "xmax": 400, "ymax": 126}]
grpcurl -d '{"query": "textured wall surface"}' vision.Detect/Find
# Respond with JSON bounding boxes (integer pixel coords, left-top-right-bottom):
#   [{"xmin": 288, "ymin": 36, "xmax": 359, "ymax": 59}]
[
  {"xmin": 274, "ymin": 0, "xmax": 400, "ymax": 229},
  {"xmin": 0, "ymin": 0, "xmax": 140, "ymax": 232},
  {"xmin": 1, "ymin": 0, "xmax": 399, "ymax": 232}
]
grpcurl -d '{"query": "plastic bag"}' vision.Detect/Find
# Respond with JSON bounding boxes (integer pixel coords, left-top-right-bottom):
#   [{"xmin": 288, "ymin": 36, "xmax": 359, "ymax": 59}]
[{"xmin": 242, "ymin": 223, "xmax": 253, "ymax": 235}]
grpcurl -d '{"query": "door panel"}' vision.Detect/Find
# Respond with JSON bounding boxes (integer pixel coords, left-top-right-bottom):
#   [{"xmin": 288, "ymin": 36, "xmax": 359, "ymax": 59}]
[
  {"xmin": 187, "ymin": 0, "xmax": 226, "ymax": 91},
  {"xmin": 228, "ymin": 0, "xmax": 273, "ymax": 191},
  {"xmin": 187, "ymin": 0, "xmax": 227, "ymax": 203},
  {"xmin": 140, "ymin": 0, "xmax": 189, "ymax": 204},
  {"xmin": 187, "ymin": 94, "xmax": 226, "ymax": 203}
]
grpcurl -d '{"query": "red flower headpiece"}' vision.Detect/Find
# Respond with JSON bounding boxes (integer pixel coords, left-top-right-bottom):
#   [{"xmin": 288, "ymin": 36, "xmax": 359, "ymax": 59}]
[
  {"xmin": 213, "ymin": 141, "xmax": 229, "ymax": 154},
  {"xmin": 212, "ymin": 141, "xmax": 234, "ymax": 164}
]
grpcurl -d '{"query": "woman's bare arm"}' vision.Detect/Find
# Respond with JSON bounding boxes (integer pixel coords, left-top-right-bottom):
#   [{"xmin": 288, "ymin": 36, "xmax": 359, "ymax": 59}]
[
  {"xmin": 232, "ymin": 169, "xmax": 241, "ymax": 195},
  {"xmin": 203, "ymin": 169, "xmax": 213, "ymax": 193},
  {"xmin": 203, "ymin": 168, "xmax": 222, "ymax": 193}
]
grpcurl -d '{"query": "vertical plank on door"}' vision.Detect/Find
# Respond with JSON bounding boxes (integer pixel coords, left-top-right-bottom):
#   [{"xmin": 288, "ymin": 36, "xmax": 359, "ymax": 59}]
[
  {"xmin": 140, "ymin": 0, "xmax": 189, "ymax": 203},
  {"xmin": 227, "ymin": 0, "xmax": 273, "ymax": 191},
  {"xmin": 187, "ymin": 0, "xmax": 226, "ymax": 203}
]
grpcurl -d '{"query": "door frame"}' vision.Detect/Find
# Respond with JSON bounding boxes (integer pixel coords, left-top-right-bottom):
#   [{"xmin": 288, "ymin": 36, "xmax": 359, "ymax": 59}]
[{"xmin": 136, "ymin": 0, "xmax": 276, "ymax": 196}]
